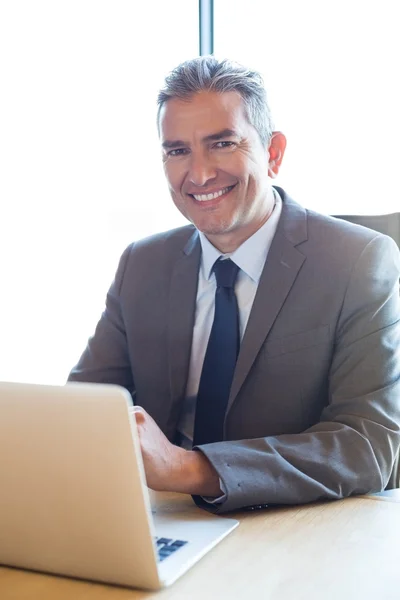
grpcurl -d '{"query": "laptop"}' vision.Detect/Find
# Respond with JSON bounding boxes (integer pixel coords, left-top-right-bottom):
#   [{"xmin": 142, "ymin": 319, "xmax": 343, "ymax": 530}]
[{"xmin": 0, "ymin": 381, "xmax": 238, "ymax": 590}]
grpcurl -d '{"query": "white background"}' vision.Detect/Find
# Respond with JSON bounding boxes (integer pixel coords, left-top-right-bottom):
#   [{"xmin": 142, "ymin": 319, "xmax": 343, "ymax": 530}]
[
  {"xmin": 215, "ymin": 0, "xmax": 400, "ymax": 213},
  {"xmin": 0, "ymin": 1, "xmax": 398, "ymax": 383}
]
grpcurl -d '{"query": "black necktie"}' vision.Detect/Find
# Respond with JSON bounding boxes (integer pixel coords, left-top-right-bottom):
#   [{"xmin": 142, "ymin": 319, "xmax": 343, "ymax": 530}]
[{"xmin": 193, "ymin": 258, "xmax": 240, "ymax": 446}]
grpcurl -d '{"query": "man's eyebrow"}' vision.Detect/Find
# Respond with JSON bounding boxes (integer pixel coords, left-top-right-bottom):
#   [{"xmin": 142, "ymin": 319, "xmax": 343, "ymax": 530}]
[
  {"xmin": 161, "ymin": 129, "xmax": 239, "ymax": 150},
  {"xmin": 203, "ymin": 129, "xmax": 238, "ymax": 143},
  {"xmin": 161, "ymin": 139, "xmax": 186, "ymax": 150}
]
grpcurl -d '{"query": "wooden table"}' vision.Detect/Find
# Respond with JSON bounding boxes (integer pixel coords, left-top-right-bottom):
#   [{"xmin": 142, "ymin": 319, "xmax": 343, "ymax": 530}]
[{"xmin": 1, "ymin": 490, "xmax": 400, "ymax": 600}]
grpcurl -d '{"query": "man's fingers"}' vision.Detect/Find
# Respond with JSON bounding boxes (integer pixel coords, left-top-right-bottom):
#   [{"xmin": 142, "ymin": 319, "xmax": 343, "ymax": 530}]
[{"xmin": 128, "ymin": 405, "xmax": 145, "ymax": 424}]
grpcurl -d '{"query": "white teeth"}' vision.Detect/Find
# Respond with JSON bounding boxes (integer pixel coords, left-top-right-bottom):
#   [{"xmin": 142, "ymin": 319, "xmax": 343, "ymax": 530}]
[{"xmin": 193, "ymin": 186, "xmax": 232, "ymax": 202}]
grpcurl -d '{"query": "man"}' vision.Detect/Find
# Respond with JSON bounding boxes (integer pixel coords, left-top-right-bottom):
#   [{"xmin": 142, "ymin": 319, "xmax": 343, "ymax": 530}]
[{"xmin": 69, "ymin": 56, "xmax": 400, "ymax": 513}]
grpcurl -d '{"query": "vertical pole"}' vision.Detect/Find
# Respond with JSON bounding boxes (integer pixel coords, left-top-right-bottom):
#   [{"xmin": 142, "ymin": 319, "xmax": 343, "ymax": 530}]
[{"xmin": 199, "ymin": 0, "xmax": 214, "ymax": 55}]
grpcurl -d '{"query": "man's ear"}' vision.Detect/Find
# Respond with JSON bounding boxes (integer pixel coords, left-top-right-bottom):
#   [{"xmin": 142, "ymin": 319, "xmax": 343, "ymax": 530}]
[{"xmin": 268, "ymin": 132, "xmax": 287, "ymax": 178}]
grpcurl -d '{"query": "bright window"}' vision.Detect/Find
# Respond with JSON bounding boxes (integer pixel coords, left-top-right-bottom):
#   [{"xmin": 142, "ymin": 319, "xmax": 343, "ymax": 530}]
[
  {"xmin": 215, "ymin": 0, "xmax": 400, "ymax": 214},
  {"xmin": 0, "ymin": 1, "xmax": 196, "ymax": 383},
  {"xmin": 1, "ymin": 1, "xmax": 399, "ymax": 384}
]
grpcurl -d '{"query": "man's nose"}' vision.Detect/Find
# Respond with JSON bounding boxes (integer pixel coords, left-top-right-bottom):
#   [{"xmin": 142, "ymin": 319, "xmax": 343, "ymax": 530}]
[{"xmin": 188, "ymin": 152, "xmax": 217, "ymax": 187}]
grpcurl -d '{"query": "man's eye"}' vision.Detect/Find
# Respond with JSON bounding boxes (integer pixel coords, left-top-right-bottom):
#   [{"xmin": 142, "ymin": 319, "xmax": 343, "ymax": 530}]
[
  {"xmin": 214, "ymin": 141, "xmax": 236, "ymax": 149},
  {"xmin": 167, "ymin": 148, "xmax": 189, "ymax": 157}
]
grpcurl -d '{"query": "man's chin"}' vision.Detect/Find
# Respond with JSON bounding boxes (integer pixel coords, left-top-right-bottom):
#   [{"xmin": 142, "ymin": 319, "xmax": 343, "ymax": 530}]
[{"xmin": 195, "ymin": 223, "xmax": 234, "ymax": 237}]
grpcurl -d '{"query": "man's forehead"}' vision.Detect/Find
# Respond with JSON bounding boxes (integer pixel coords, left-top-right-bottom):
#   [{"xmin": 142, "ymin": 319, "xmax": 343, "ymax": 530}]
[{"xmin": 159, "ymin": 90, "xmax": 247, "ymax": 139}]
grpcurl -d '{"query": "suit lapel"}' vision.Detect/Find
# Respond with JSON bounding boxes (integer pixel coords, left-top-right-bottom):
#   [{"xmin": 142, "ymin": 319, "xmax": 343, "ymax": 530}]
[
  {"xmin": 167, "ymin": 230, "xmax": 201, "ymax": 434},
  {"xmin": 228, "ymin": 190, "xmax": 308, "ymax": 410}
]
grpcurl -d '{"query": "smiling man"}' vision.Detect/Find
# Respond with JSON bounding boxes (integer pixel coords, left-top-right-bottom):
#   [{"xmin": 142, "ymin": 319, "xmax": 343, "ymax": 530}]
[
  {"xmin": 160, "ymin": 90, "xmax": 283, "ymax": 253},
  {"xmin": 69, "ymin": 57, "xmax": 400, "ymax": 512}
]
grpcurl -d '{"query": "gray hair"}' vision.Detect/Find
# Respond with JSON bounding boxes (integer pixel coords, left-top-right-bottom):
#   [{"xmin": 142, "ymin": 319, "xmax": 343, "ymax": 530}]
[{"xmin": 157, "ymin": 56, "xmax": 274, "ymax": 146}]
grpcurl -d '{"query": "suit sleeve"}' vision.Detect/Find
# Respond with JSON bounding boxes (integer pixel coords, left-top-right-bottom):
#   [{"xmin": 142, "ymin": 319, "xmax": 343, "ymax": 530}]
[
  {"xmin": 67, "ymin": 244, "xmax": 135, "ymax": 395},
  {"xmin": 195, "ymin": 234, "xmax": 400, "ymax": 513}
]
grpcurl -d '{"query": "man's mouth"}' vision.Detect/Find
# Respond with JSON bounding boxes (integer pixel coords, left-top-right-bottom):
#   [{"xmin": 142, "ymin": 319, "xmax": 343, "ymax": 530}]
[{"xmin": 189, "ymin": 185, "xmax": 236, "ymax": 202}]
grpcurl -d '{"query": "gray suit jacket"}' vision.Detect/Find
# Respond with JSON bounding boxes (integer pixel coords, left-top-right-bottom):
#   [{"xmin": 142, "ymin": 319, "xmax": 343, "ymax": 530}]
[{"xmin": 69, "ymin": 188, "xmax": 400, "ymax": 513}]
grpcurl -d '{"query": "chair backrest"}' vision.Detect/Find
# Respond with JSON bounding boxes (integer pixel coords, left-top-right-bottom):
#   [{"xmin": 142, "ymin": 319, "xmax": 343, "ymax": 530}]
[{"xmin": 333, "ymin": 213, "xmax": 400, "ymax": 248}]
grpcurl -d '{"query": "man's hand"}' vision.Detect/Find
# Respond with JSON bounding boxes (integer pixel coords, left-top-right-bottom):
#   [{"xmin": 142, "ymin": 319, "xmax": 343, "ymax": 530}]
[{"xmin": 130, "ymin": 406, "xmax": 222, "ymax": 497}]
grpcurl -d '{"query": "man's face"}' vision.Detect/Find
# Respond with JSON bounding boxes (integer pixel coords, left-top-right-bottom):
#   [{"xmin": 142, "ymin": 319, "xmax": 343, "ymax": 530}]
[{"xmin": 159, "ymin": 90, "xmax": 286, "ymax": 251}]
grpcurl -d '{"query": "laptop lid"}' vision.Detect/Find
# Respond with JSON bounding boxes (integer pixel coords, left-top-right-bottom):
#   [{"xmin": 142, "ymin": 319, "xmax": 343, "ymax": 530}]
[{"xmin": 0, "ymin": 381, "xmax": 162, "ymax": 589}]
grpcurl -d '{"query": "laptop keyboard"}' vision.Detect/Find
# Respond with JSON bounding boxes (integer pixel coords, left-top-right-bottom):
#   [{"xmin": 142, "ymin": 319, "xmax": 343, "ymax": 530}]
[{"xmin": 155, "ymin": 537, "xmax": 188, "ymax": 562}]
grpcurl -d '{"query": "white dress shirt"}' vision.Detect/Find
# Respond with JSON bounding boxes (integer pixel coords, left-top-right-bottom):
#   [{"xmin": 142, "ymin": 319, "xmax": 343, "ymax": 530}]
[{"xmin": 178, "ymin": 191, "xmax": 282, "ymax": 448}]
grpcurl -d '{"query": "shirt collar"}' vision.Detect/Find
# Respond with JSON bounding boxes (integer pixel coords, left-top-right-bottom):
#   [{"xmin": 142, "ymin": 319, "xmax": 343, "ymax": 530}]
[{"xmin": 198, "ymin": 189, "xmax": 282, "ymax": 283}]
